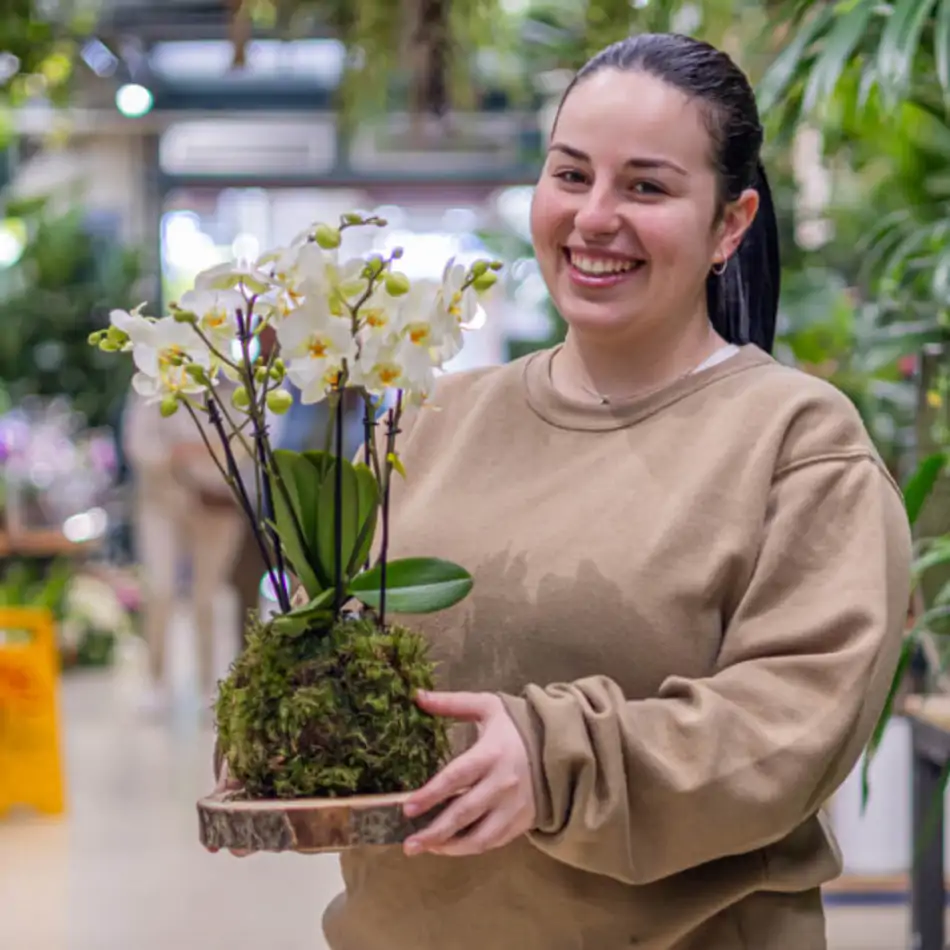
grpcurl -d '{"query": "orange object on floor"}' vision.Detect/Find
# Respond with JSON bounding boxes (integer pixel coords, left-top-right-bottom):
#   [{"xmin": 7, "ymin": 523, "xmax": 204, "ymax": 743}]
[{"xmin": 0, "ymin": 607, "xmax": 65, "ymax": 817}]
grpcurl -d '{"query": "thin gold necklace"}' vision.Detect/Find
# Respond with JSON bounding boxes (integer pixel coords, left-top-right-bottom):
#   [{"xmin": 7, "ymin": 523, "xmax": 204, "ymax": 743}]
[{"xmin": 566, "ymin": 349, "xmax": 723, "ymax": 406}]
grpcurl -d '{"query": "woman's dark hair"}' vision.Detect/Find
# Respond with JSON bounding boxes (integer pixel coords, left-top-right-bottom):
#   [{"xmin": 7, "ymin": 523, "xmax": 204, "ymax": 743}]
[{"xmin": 555, "ymin": 33, "xmax": 780, "ymax": 354}]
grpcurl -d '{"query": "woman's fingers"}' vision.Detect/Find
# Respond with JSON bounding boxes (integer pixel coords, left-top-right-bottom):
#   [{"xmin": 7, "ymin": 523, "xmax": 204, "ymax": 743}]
[
  {"xmin": 403, "ymin": 747, "xmax": 490, "ymax": 818},
  {"xmin": 404, "ymin": 780, "xmax": 497, "ymax": 854},
  {"xmin": 428, "ymin": 812, "xmax": 522, "ymax": 858}
]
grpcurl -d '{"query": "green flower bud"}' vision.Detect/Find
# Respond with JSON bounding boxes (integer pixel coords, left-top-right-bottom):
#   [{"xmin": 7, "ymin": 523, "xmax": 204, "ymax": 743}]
[
  {"xmin": 314, "ymin": 224, "xmax": 342, "ymax": 250},
  {"xmin": 266, "ymin": 389, "xmax": 293, "ymax": 415},
  {"xmin": 374, "ymin": 218, "xmax": 388, "ymax": 227},
  {"xmin": 232, "ymin": 386, "xmax": 251, "ymax": 410},
  {"xmin": 490, "ymin": 260, "xmax": 504, "ymax": 271},
  {"xmin": 185, "ymin": 364, "xmax": 209, "ymax": 385},
  {"xmin": 87, "ymin": 330, "xmax": 106, "ymax": 346},
  {"xmin": 269, "ymin": 360, "xmax": 286, "ymax": 382},
  {"xmin": 160, "ymin": 395, "xmax": 179, "ymax": 418},
  {"xmin": 173, "ymin": 309, "xmax": 198, "ymax": 324},
  {"xmin": 471, "ymin": 260, "xmax": 490, "ymax": 278},
  {"xmin": 99, "ymin": 340, "xmax": 120, "ymax": 352},
  {"xmin": 472, "ymin": 271, "xmax": 499, "ymax": 293},
  {"xmin": 363, "ymin": 254, "xmax": 385, "ymax": 278},
  {"xmin": 342, "ymin": 212, "xmax": 363, "ymax": 225},
  {"xmin": 385, "ymin": 272, "xmax": 411, "ymax": 297}
]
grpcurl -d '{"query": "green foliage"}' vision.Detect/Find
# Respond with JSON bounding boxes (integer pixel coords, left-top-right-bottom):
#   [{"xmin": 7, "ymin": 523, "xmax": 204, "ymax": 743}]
[
  {"xmin": 350, "ymin": 557, "xmax": 474, "ymax": 614},
  {"xmin": 0, "ymin": 196, "xmax": 143, "ymax": 428},
  {"xmin": 271, "ymin": 448, "xmax": 380, "ymax": 596},
  {"xmin": 758, "ymin": 0, "xmax": 950, "ymax": 123},
  {"xmin": 0, "ymin": 558, "xmax": 70, "ymax": 617},
  {"xmin": 215, "ymin": 613, "xmax": 450, "ymax": 798}
]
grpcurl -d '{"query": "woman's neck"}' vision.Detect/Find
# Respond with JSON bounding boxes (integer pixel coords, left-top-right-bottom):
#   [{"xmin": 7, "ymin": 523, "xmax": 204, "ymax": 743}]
[{"xmin": 551, "ymin": 319, "xmax": 729, "ymax": 405}]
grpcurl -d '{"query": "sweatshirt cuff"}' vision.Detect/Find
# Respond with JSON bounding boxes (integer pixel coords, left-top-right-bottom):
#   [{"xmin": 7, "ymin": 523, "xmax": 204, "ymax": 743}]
[{"xmin": 499, "ymin": 692, "xmax": 554, "ymax": 833}]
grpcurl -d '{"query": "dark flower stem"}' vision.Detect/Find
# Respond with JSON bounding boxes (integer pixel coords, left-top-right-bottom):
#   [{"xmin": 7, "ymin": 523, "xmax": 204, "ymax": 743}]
[
  {"xmin": 235, "ymin": 307, "xmax": 291, "ymax": 614},
  {"xmin": 333, "ymin": 388, "xmax": 345, "ymax": 616},
  {"xmin": 363, "ymin": 392, "xmax": 378, "ymax": 571},
  {"xmin": 379, "ymin": 391, "xmax": 404, "ymax": 629},
  {"xmin": 205, "ymin": 397, "xmax": 286, "ymax": 609}
]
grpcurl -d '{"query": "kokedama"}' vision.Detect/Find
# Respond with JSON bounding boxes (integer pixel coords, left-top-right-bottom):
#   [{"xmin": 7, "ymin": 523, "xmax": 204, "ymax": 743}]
[{"xmin": 90, "ymin": 213, "xmax": 502, "ymax": 851}]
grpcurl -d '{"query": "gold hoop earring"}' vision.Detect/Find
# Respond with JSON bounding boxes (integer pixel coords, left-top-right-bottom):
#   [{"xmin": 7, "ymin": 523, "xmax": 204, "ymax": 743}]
[{"xmin": 711, "ymin": 259, "xmax": 728, "ymax": 276}]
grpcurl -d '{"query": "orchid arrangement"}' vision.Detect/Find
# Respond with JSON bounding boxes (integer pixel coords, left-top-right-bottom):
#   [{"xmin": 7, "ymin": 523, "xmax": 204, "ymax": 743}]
[{"xmin": 90, "ymin": 213, "xmax": 501, "ymax": 635}]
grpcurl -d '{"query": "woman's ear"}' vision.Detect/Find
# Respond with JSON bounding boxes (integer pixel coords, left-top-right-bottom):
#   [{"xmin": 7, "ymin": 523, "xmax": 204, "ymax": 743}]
[{"xmin": 713, "ymin": 188, "xmax": 760, "ymax": 265}]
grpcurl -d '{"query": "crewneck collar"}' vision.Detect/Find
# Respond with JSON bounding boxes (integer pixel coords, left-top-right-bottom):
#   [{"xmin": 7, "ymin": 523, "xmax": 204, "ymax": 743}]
[{"xmin": 522, "ymin": 343, "xmax": 773, "ymax": 432}]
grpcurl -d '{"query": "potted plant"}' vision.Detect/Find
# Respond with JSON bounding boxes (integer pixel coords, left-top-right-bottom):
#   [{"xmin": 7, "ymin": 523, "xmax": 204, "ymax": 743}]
[{"xmin": 89, "ymin": 212, "xmax": 501, "ymax": 853}]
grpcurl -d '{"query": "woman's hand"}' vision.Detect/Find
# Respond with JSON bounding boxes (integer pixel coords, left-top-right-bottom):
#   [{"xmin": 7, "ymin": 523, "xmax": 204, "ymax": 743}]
[{"xmin": 401, "ymin": 690, "xmax": 536, "ymax": 858}]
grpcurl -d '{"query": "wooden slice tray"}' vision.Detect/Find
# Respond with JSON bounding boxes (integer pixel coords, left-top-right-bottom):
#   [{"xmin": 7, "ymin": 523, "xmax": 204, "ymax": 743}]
[{"xmin": 198, "ymin": 789, "xmax": 440, "ymax": 854}]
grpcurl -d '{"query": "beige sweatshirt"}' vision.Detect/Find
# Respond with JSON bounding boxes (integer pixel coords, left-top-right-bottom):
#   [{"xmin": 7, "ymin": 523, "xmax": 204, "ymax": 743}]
[{"xmin": 322, "ymin": 344, "xmax": 912, "ymax": 950}]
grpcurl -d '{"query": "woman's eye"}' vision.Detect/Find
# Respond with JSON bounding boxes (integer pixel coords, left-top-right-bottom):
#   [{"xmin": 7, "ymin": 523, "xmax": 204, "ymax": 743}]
[
  {"xmin": 553, "ymin": 169, "xmax": 588, "ymax": 185},
  {"xmin": 630, "ymin": 181, "xmax": 665, "ymax": 196}
]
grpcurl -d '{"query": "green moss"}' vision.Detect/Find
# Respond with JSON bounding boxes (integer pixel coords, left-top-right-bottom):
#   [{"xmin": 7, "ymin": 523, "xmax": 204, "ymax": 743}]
[{"xmin": 214, "ymin": 614, "xmax": 450, "ymax": 799}]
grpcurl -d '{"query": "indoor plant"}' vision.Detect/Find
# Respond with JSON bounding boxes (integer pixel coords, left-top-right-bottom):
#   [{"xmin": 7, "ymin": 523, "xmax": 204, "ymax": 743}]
[{"xmin": 90, "ymin": 212, "xmax": 501, "ymax": 852}]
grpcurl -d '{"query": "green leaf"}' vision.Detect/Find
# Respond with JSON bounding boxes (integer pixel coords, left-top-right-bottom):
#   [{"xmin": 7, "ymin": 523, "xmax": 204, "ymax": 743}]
[
  {"xmin": 904, "ymin": 452, "xmax": 947, "ymax": 526},
  {"xmin": 270, "ymin": 588, "xmax": 335, "ymax": 635},
  {"xmin": 877, "ymin": 0, "xmax": 939, "ymax": 104},
  {"xmin": 271, "ymin": 449, "xmax": 325, "ymax": 595},
  {"xmin": 802, "ymin": 0, "xmax": 877, "ymax": 114},
  {"xmin": 938, "ymin": 0, "xmax": 950, "ymax": 97},
  {"xmin": 913, "ymin": 541, "xmax": 950, "ymax": 578},
  {"xmin": 315, "ymin": 456, "xmax": 361, "ymax": 586},
  {"xmin": 861, "ymin": 631, "xmax": 918, "ymax": 809},
  {"xmin": 756, "ymin": 5, "xmax": 836, "ymax": 114},
  {"xmin": 347, "ymin": 463, "xmax": 380, "ymax": 575},
  {"xmin": 349, "ymin": 557, "xmax": 474, "ymax": 614}
]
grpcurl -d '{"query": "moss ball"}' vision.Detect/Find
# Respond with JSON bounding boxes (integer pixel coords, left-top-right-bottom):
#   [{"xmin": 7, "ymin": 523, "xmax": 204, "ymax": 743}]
[{"xmin": 214, "ymin": 614, "xmax": 450, "ymax": 799}]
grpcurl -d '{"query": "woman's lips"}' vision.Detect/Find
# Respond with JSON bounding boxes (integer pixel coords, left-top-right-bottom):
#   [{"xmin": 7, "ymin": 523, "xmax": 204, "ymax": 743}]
[{"xmin": 563, "ymin": 248, "xmax": 645, "ymax": 288}]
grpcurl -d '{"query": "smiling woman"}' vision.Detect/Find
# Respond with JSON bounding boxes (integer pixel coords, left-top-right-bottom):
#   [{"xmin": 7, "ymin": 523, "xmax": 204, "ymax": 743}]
[{"xmin": 310, "ymin": 33, "xmax": 912, "ymax": 950}]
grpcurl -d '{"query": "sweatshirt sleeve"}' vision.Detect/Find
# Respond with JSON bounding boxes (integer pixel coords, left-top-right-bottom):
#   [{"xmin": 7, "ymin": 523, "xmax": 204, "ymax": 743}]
[{"xmin": 501, "ymin": 453, "xmax": 912, "ymax": 885}]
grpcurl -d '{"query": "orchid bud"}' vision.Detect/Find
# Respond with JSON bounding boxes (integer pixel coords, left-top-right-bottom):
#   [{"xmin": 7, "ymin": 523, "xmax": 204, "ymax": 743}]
[
  {"xmin": 266, "ymin": 389, "xmax": 293, "ymax": 415},
  {"xmin": 472, "ymin": 272, "xmax": 498, "ymax": 293},
  {"xmin": 385, "ymin": 272, "xmax": 411, "ymax": 297},
  {"xmin": 314, "ymin": 224, "xmax": 342, "ymax": 250},
  {"xmin": 160, "ymin": 395, "xmax": 179, "ymax": 418},
  {"xmin": 269, "ymin": 360, "xmax": 286, "ymax": 382},
  {"xmin": 87, "ymin": 330, "xmax": 106, "ymax": 346},
  {"xmin": 173, "ymin": 309, "xmax": 198, "ymax": 324},
  {"xmin": 471, "ymin": 260, "xmax": 490, "ymax": 278},
  {"xmin": 342, "ymin": 212, "xmax": 363, "ymax": 225},
  {"xmin": 490, "ymin": 260, "xmax": 504, "ymax": 271},
  {"xmin": 232, "ymin": 386, "xmax": 251, "ymax": 410},
  {"xmin": 185, "ymin": 364, "xmax": 210, "ymax": 385}
]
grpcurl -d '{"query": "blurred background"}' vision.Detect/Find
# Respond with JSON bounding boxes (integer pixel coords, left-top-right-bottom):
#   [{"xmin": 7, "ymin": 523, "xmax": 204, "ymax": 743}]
[{"xmin": 0, "ymin": 1, "xmax": 949, "ymax": 948}]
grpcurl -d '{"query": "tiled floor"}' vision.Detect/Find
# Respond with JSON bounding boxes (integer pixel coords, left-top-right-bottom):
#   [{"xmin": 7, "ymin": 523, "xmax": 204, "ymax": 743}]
[{"xmin": 0, "ymin": 616, "xmax": 931, "ymax": 949}]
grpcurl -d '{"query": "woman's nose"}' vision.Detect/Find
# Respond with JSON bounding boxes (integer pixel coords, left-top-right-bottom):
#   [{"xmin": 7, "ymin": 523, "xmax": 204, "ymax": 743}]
[{"xmin": 574, "ymin": 189, "xmax": 622, "ymax": 237}]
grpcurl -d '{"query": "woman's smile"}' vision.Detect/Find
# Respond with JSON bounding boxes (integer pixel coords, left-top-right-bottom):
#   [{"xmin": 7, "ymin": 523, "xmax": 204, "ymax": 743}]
[{"xmin": 563, "ymin": 247, "xmax": 647, "ymax": 289}]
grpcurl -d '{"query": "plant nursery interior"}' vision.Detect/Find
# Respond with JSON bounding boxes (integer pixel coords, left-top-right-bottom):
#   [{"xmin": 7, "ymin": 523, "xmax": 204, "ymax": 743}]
[{"xmin": 3, "ymin": 2, "xmax": 950, "ymax": 949}]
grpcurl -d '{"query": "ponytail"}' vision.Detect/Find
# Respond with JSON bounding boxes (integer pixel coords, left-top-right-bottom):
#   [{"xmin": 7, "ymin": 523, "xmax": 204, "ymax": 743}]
[{"xmin": 706, "ymin": 160, "xmax": 781, "ymax": 354}]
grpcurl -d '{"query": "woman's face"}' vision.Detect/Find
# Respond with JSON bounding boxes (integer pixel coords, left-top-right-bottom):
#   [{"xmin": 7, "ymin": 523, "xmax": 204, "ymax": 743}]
[{"xmin": 530, "ymin": 68, "xmax": 757, "ymax": 342}]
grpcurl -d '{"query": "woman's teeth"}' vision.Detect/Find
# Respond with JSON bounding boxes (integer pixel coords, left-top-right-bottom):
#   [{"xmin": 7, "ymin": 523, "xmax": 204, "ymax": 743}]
[{"xmin": 568, "ymin": 252, "xmax": 642, "ymax": 276}]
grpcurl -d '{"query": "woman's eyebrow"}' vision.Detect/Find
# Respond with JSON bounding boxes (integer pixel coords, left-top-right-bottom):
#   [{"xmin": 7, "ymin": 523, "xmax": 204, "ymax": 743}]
[{"xmin": 548, "ymin": 142, "xmax": 687, "ymax": 176}]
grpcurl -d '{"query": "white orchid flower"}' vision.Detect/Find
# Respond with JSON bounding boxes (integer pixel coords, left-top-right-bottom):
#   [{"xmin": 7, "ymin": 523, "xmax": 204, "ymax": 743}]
[
  {"xmin": 276, "ymin": 298, "xmax": 357, "ymax": 404},
  {"xmin": 109, "ymin": 303, "xmax": 154, "ymax": 347},
  {"xmin": 178, "ymin": 287, "xmax": 245, "ymax": 346},
  {"xmin": 194, "ymin": 261, "xmax": 272, "ymax": 297},
  {"xmin": 129, "ymin": 316, "xmax": 213, "ymax": 402},
  {"xmin": 351, "ymin": 332, "xmax": 436, "ymax": 400}
]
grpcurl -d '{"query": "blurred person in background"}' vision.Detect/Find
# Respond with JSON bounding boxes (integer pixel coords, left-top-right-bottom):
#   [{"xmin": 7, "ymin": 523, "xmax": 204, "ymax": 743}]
[{"xmin": 123, "ymin": 385, "xmax": 246, "ymax": 715}]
